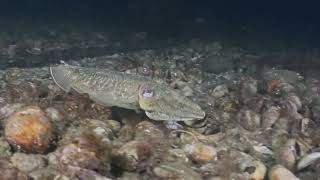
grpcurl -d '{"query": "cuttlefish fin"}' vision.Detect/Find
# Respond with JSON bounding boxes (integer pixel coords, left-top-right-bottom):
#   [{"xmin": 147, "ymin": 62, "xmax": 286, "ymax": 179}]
[{"xmin": 50, "ymin": 65, "xmax": 72, "ymax": 92}]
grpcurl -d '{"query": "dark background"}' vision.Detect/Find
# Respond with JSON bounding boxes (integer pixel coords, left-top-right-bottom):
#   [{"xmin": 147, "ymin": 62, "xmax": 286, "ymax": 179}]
[{"xmin": 0, "ymin": 0, "xmax": 319, "ymax": 46}]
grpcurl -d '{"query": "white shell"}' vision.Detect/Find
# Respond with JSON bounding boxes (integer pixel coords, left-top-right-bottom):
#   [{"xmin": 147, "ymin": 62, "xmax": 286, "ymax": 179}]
[{"xmin": 297, "ymin": 152, "xmax": 320, "ymax": 170}]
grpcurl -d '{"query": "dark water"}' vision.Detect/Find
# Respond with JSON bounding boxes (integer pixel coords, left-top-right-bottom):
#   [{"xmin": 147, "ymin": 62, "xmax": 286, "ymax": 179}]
[{"xmin": 0, "ymin": 0, "xmax": 319, "ymax": 70}]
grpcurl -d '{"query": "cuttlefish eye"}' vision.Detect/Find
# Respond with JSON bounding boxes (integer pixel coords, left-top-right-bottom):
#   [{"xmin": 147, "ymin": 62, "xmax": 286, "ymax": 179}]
[{"xmin": 142, "ymin": 87, "xmax": 154, "ymax": 98}]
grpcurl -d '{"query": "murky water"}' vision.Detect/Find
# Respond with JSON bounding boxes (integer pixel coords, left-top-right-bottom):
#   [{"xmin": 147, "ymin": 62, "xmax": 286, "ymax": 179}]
[{"xmin": 0, "ymin": 1, "xmax": 319, "ymax": 179}]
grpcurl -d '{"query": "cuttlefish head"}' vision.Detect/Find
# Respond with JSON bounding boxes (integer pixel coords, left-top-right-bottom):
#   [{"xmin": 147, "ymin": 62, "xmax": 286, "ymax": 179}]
[{"xmin": 138, "ymin": 83, "xmax": 205, "ymax": 121}]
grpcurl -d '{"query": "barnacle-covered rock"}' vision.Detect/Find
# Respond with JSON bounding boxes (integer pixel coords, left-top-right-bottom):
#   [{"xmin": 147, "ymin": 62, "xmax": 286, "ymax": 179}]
[{"xmin": 4, "ymin": 106, "xmax": 53, "ymax": 153}]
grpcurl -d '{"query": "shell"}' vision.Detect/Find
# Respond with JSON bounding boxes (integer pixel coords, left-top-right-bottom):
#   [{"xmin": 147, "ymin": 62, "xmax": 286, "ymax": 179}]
[
  {"xmin": 248, "ymin": 160, "xmax": 267, "ymax": 180},
  {"xmin": 261, "ymin": 106, "xmax": 280, "ymax": 129},
  {"xmin": 237, "ymin": 109, "xmax": 261, "ymax": 131},
  {"xmin": 4, "ymin": 106, "xmax": 53, "ymax": 153},
  {"xmin": 297, "ymin": 152, "xmax": 320, "ymax": 170},
  {"xmin": 295, "ymin": 137, "xmax": 313, "ymax": 157},
  {"xmin": 239, "ymin": 76, "xmax": 258, "ymax": 102},
  {"xmin": 281, "ymin": 94, "xmax": 302, "ymax": 113},
  {"xmin": 276, "ymin": 139, "xmax": 296, "ymax": 170},
  {"xmin": 268, "ymin": 165, "xmax": 299, "ymax": 180}
]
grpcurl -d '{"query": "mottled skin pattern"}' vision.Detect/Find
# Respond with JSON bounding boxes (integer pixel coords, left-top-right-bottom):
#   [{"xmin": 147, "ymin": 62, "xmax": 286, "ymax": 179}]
[{"xmin": 50, "ymin": 64, "xmax": 205, "ymax": 121}]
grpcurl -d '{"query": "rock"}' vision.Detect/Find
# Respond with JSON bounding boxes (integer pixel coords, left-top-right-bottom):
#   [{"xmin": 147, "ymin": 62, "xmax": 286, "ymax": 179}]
[
  {"xmin": 248, "ymin": 160, "xmax": 267, "ymax": 180},
  {"xmin": 202, "ymin": 55, "xmax": 234, "ymax": 74},
  {"xmin": 135, "ymin": 121, "xmax": 164, "ymax": 140},
  {"xmin": 237, "ymin": 109, "xmax": 261, "ymax": 131},
  {"xmin": 0, "ymin": 159, "xmax": 29, "ymax": 180},
  {"xmin": 153, "ymin": 161, "xmax": 202, "ymax": 180},
  {"xmin": 28, "ymin": 166, "xmax": 59, "ymax": 180},
  {"xmin": 11, "ymin": 153, "xmax": 46, "ymax": 173},
  {"xmin": 211, "ymin": 84, "xmax": 229, "ymax": 98},
  {"xmin": 261, "ymin": 106, "xmax": 280, "ymax": 129},
  {"xmin": 45, "ymin": 107, "xmax": 64, "ymax": 122},
  {"xmin": 0, "ymin": 137, "xmax": 12, "ymax": 158},
  {"xmin": 0, "ymin": 103, "xmax": 24, "ymax": 119},
  {"xmin": 113, "ymin": 140, "xmax": 152, "ymax": 171},
  {"xmin": 4, "ymin": 106, "xmax": 53, "ymax": 153},
  {"xmin": 54, "ymin": 137, "xmax": 110, "ymax": 172},
  {"xmin": 183, "ymin": 142, "xmax": 217, "ymax": 164},
  {"xmin": 276, "ymin": 139, "xmax": 296, "ymax": 170}
]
